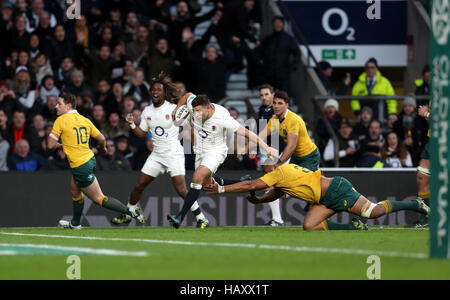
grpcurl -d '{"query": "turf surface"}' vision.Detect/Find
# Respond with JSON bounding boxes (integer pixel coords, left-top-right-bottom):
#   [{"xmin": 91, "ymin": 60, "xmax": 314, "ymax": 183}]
[{"xmin": 0, "ymin": 226, "xmax": 449, "ymax": 280}]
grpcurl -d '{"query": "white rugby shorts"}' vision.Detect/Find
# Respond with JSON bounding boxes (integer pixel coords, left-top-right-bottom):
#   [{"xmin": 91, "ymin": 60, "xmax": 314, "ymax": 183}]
[
  {"xmin": 141, "ymin": 152, "xmax": 185, "ymax": 178},
  {"xmin": 194, "ymin": 151, "xmax": 227, "ymax": 175}
]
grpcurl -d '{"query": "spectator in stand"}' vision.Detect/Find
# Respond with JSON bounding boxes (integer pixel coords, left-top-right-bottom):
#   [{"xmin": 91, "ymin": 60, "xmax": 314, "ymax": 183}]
[
  {"xmin": 68, "ymin": 15, "xmax": 94, "ymax": 52},
  {"xmin": 259, "ymin": 16, "xmax": 300, "ymax": 92},
  {"xmin": 123, "ymin": 11, "xmax": 140, "ymax": 43},
  {"xmin": 167, "ymin": 1, "xmax": 222, "ymax": 53},
  {"xmin": 34, "ymin": 10, "xmax": 54, "ymax": 50},
  {"xmin": 55, "ymin": 56, "xmax": 74, "ymax": 89},
  {"xmin": 90, "ymin": 103, "xmax": 107, "ymax": 129},
  {"xmin": 317, "ymin": 61, "xmax": 351, "ymax": 96},
  {"xmin": 7, "ymin": 138, "xmax": 46, "ymax": 171},
  {"xmin": 0, "ymin": 130, "xmax": 9, "ymax": 170},
  {"xmin": 112, "ymin": 58, "xmax": 135, "ymax": 85},
  {"xmin": 38, "ymin": 75, "xmax": 59, "ymax": 104},
  {"xmin": 147, "ymin": 38, "xmax": 179, "ymax": 82},
  {"xmin": 316, "ymin": 98, "xmax": 342, "ymax": 154},
  {"xmin": 0, "ymin": 80, "xmax": 16, "ymax": 117},
  {"xmin": 123, "ymin": 68, "xmax": 150, "ymax": 103},
  {"xmin": 41, "ymin": 147, "xmax": 70, "ymax": 170},
  {"xmin": 116, "ymin": 134, "xmax": 135, "ymax": 164},
  {"xmin": 0, "ymin": 109, "xmax": 8, "ymax": 136},
  {"xmin": 95, "ymin": 26, "xmax": 118, "ymax": 53},
  {"xmin": 414, "ymin": 65, "xmax": 430, "ymax": 107},
  {"xmin": 13, "ymin": 66, "xmax": 37, "ymax": 111},
  {"xmin": 392, "ymin": 96, "xmax": 429, "ymax": 166},
  {"xmin": 41, "ymin": 95, "xmax": 57, "ymax": 122},
  {"xmin": 383, "ymin": 113, "xmax": 398, "ymax": 135},
  {"xmin": 4, "ymin": 110, "xmax": 42, "ymax": 154},
  {"xmin": 11, "ymin": 15, "xmax": 30, "ymax": 53},
  {"xmin": 191, "ymin": 45, "xmax": 241, "ymax": 102},
  {"xmin": 49, "ymin": 25, "xmax": 74, "ymax": 74},
  {"xmin": 126, "ymin": 25, "xmax": 150, "ymax": 63},
  {"xmin": 102, "ymin": 111, "xmax": 129, "ymax": 140},
  {"xmin": 30, "ymin": 53, "xmax": 53, "ymax": 85},
  {"xmin": 178, "ymin": 11, "xmax": 220, "ymax": 92},
  {"xmin": 24, "ymin": 0, "xmax": 57, "ymax": 33},
  {"xmin": 351, "ymin": 57, "xmax": 396, "ymax": 117},
  {"xmin": 353, "ymin": 106, "xmax": 374, "ymax": 141},
  {"xmin": 323, "ymin": 119, "xmax": 357, "ymax": 167},
  {"xmin": 381, "ymin": 131, "xmax": 413, "ymax": 168},
  {"xmin": 28, "ymin": 33, "xmax": 43, "ymax": 60},
  {"xmin": 356, "ymin": 119, "xmax": 385, "ymax": 168},
  {"xmin": 0, "ymin": 1, "xmax": 14, "ymax": 59},
  {"xmin": 95, "ymin": 80, "xmax": 115, "ymax": 114},
  {"xmin": 64, "ymin": 70, "xmax": 92, "ymax": 98},
  {"xmin": 96, "ymin": 138, "xmax": 132, "ymax": 171}
]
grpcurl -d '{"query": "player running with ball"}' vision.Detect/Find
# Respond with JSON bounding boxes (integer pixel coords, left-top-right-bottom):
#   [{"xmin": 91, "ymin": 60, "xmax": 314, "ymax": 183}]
[
  {"xmin": 167, "ymin": 93, "xmax": 279, "ymax": 228},
  {"xmin": 111, "ymin": 74, "xmax": 209, "ymax": 228}
]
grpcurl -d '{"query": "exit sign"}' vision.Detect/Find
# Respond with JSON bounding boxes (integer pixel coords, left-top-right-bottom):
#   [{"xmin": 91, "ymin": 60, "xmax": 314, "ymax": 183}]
[{"xmin": 322, "ymin": 49, "xmax": 356, "ymax": 60}]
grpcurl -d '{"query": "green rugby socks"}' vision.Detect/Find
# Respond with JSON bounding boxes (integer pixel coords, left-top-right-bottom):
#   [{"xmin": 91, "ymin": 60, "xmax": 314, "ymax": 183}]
[
  {"xmin": 71, "ymin": 195, "xmax": 84, "ymax": 227},
  {"xmin": 99, "ymin": 196, "xmax": 132, "ymax": 216}
]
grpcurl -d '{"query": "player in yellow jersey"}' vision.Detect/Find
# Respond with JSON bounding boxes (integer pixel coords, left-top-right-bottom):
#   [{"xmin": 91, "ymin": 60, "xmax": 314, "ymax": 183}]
[
  {"xmin": 416, "ymin": 104, "xmax": 431, "ymax": 226},
  {"xmin": 47, "ymin": 93, "xmax": 144, "ymax": 229},
  {"xmin": 204, "ymin": 164, "xmax": 430, "ymax": 230},
  {"xmin": 249, "ymin": 90, "xmax": 320, "ymax": 226}
]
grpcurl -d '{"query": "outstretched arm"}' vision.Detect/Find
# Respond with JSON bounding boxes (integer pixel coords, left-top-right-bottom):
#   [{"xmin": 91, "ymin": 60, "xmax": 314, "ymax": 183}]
[
  {"xmin": 172, "ymin": 92, "xmax": 194, "ymax": 119},
  {"xmin": 204, "ymin": 178, "xmax": 269, "ymax": 194},
  {"xmin": 236, "ymin": 125, "xmax": 278, "ymax": 158}
]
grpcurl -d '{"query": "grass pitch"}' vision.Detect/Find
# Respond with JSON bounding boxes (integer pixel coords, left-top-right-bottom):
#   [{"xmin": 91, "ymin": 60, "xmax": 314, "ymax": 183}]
[{"xmin": 0, "ymin": 226, "xmax": 449, "ymax": 280}]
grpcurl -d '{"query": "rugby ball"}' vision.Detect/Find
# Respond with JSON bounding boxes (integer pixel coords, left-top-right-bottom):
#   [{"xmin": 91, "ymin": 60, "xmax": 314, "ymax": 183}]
[{"xmin": 173, "ymin": 105, "xmax": 192, "ymax": 126}]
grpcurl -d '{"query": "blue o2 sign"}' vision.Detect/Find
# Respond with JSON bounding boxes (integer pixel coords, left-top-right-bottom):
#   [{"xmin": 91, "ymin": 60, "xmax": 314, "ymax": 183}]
[{"xmin": 276, "ymin": 0, "xmax": 407, "ymax": 66}]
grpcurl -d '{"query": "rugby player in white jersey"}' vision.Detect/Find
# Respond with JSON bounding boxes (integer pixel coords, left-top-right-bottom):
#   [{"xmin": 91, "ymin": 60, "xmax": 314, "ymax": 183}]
[
  {"xmin": 111, "ymin": 75, "xmax": 209, "ymax": 228},
  {"xmin": 167, "ymin": 93, "xmax": 278, "ymax": 228}
]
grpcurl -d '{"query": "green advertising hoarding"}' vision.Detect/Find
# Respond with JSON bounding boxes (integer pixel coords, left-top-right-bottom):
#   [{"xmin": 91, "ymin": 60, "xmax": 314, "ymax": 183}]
[{"xmin": 430, "ymin": 0, "xmax": 450, "ymax": 259}]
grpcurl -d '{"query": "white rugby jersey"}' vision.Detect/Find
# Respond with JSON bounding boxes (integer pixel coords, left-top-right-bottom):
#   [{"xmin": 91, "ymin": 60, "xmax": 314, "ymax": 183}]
[
  {"xmin": 139, "ymin": 101, "xmax": 183, "ymax": 154},
  {"xmin": 187, "ymin": 94, "xmax": 241, "ymax": 154}
]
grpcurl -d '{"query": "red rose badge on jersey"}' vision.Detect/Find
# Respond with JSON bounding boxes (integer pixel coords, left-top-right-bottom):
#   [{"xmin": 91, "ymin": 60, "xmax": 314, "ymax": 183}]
[
  {"xmin": 165, "ymin": 114, "xmax": 170, "ymax": 120},
  {"xmin": 212, "ymin": 125, "xmax": 216, "ymax": 131}
]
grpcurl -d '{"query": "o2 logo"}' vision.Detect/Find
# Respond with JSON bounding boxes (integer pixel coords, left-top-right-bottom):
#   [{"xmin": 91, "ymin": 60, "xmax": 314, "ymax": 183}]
[
  {"xmin": 321, "ymin": 1, "xmax": 381, "ymax": 41},
  {"xmin": 322, "ymin": 8, "xmax": 355, "ymax": 41},
  {"xmin": 154, "ymin": 126, "xmax": 168, "ymax": 138}
]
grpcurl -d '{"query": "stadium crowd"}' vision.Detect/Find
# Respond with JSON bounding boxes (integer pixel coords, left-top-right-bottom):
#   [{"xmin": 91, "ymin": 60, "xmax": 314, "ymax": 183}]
[{"xmin": 0, "ymin": 0, "xmax": 429, "ymax": 172}]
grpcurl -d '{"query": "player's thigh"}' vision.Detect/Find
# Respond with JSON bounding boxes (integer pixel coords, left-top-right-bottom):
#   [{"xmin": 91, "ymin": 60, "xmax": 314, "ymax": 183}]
[
  {"xmin": 194, "ymin": 152, "xmax": 226, "ymax": 172},
  {"xmin": 303, "ymin": 204, "xmax": 335, "ymax": 230},
  {"xmin": 81, "ymin": 178, "xmax": 105, "ymax": 204},
  {"xmin": 348, "ymin": 195, "xmax": 375, "ymax": 216}
]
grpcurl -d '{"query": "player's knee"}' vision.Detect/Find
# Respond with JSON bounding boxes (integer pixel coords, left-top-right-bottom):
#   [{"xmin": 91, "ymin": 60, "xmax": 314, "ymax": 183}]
[{"xmin": 302, "ymin": 221, "xmax": 317, "ymax": 231}]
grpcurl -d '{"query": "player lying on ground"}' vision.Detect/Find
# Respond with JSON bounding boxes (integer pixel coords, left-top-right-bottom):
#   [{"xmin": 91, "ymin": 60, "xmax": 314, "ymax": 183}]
[
  {"xmin": 203, "ymin": 164, "xmax": 430, "ymax": 230},
  {"xmin": 111, "ymin": 74, "xmax": 209, "ymax": 228},
  {"xmin": 47, "ymin": 93, "xmax": 143, "ymax": 229},
  {"xmin": 167, "ymin": 93, "xmax": 279, "ymax": 229}
]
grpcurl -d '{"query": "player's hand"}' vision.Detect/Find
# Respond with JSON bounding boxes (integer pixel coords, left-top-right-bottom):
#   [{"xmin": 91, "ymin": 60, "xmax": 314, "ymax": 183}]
[
  {"xmin": 266, "ymin": 147, "xmax": 279, "ymax": 159},
  {"xmin": 249, "ymin": 149, "xmax": 257, "ymax": 160},
  {"xmin": 98, "ymin": 144, "xmax": 107, "ymax": 154},
  {"xmin": 418, "ymin": 105, "xmax": 430, "ymax": 119},
  {"xmin": 203, "ymin": 183, "xmax": 219, "ymax": 194},
  {"xmin": 126, "ymin": 113, "xmax": 134, "ymax": 124},
  {"xmin": 246, "ymin": 194, "xmax": 260, "ymax": 204}
]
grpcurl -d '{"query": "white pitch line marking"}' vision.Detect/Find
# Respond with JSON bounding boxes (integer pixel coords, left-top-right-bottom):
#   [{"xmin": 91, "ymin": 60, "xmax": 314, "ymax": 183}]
[
  {"xmin": 0, "ymin": 242, "xmax": 148, "ymax": 257},
  {"xmin": 0, "ymin": 232, "xmax": 427, "ymax": 259}
]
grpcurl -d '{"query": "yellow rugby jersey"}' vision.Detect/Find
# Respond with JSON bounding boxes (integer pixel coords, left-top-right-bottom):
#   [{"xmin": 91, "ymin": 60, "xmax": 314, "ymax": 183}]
[
  {"xmin": 260, "ymin": 164, "xmax": 323, "ymax": 204},
  {"xmin": 51, "ymin": 110, "xmax": 100, "ymax": 168},
  {"xmin": 267, "ymin": 110, "xmax": 317, "ymax": 157}
]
